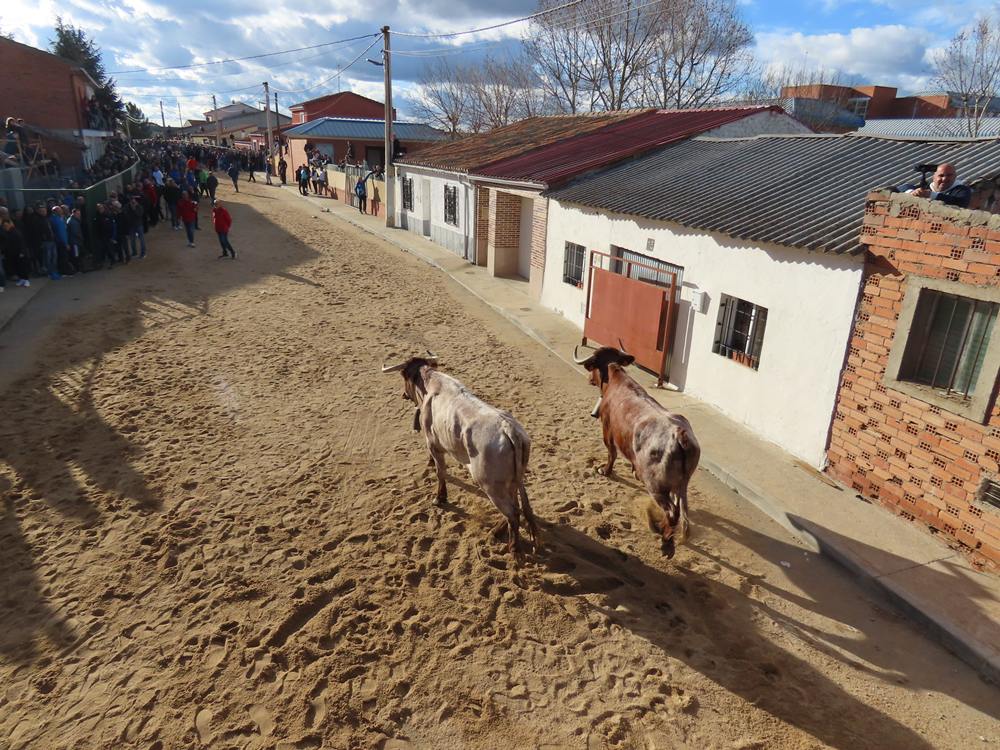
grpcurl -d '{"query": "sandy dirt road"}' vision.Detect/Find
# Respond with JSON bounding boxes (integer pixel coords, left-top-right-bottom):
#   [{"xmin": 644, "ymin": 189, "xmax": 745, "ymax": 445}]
[{"xmin": 0, "ymin": 181, "xmax": 997, "ymax": 750}]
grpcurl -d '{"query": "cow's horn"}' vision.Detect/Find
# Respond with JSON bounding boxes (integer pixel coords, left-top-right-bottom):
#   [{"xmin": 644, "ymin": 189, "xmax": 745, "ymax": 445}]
[
  {"xmin": 572, "ymin": 345, "xmax": 591, "ymax": 364},
  {"xmin": 425, "ymin": 349, "xmax": 438, "ymax": 363},
  {"xmin": 618, "ymin": 338, "xmax": 629, "ymax": 354},
  {"xmin": 381, "ymin": 360, "xmax": 408, "ymax": 373}
]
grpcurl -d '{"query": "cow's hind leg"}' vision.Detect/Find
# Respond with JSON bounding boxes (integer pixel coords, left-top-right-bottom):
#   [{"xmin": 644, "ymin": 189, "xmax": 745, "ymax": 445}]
[
  {"xmin": 429, "ymin": 446, "xmax": 448, "ymax": 505},
  {"xmin": 518, "ymin": 485, "xmax": 541, "ymax": 553}
]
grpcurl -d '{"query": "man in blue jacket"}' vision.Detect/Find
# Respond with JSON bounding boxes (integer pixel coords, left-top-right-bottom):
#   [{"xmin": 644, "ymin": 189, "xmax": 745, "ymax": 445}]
[{"xmin": 49, "ymin": 205, "xmax": 68, "ymax": 278}]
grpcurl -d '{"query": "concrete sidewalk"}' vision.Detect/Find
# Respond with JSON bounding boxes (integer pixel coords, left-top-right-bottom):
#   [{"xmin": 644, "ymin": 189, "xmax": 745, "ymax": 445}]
[
  {"xmin": 0, "ymin": 276, "xmax": 48, "ymax": 334},
  {"xmin": 289, "ymin": 186, "xmax": 1000, "ymax": 683}
]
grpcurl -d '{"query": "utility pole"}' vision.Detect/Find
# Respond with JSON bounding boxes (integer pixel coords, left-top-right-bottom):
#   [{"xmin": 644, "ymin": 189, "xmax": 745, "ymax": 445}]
[
  {"xmin": 212, "ymin": 94, "xmax": 221, "ymax": 146},
  {"xmin": 263, "ymin": 81, "xmax": 273, "ymax": 168},
  {"xmin": 274, "ymin": 92, "xmax": 280, "ymax": 156},
  {"xmin": 382, "ymin": 25, "xmax": 394, "ymax": 228},
  {"xmin": 177, "ymin": 101, "xmax": 183, "ymax": 130},
  {"xmin": 160, "ymin": 100, "xmax": 166, "ymax": 129}
]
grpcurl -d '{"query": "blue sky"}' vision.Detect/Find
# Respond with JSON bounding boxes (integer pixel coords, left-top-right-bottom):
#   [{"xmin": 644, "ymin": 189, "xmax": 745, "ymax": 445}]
[{"xmin": 1, "ymin": 0, "xmax": 996, "ymax": 123}]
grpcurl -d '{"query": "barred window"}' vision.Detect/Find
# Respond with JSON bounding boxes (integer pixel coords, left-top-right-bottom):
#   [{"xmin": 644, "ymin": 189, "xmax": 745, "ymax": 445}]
[
  {"xmin": 713, "ymin": 294, "xmax": 768, "ymax": 370},
  {"xmin": 899, "ymin": 289, "xmax": 997, "ymax": 398},
  {"xmin": 563, "ymin": 242, "xmax": 585, "ymax": 287},
  {"xmin": 444, "ymin": 185, "xmax": 458, "ymax": 226},
  {"xmin": 402, "ymin": 178, "xmax": 413, "ymax": 212}
]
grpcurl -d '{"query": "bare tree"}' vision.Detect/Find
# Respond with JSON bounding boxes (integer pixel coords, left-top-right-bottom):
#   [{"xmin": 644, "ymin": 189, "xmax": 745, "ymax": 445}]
[
  {"xmin": 523, "ymin": 0, "xmax": 593, "ymax": 113},
  {"xmin": 466, "ymin": 55, "xmax": 526, "ymax": 129},
  {"xmin": 582, "ymin": 0, "xmax": 663, "ymax": 110},
  {"xmin": 933, "ymin": 17, "xmax": 1000, "ymax": 137},
  {"xmin": 413, "ymin": 58, "xmax": 474, "ymax": 138},
  {"xmin": 642, "ymin": 0, "xmax": 753, "ymax": 109}
]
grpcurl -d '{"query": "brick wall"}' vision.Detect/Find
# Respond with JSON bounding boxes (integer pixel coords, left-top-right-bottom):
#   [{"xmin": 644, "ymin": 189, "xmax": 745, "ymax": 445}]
[
  {"xmin": 475, "ymin": 187, "xmax": 489, "ymax": 266},
  {"xmin": 0, "ymin": 38, "xmax": 88, "ymax": 165},
  {"xmin": 486, "ymin": 189, "xmax": 522, "ymax": 277},
  {"xmin": 827, "ymin": 191, "xmax": 1000, "ymax": 570}
]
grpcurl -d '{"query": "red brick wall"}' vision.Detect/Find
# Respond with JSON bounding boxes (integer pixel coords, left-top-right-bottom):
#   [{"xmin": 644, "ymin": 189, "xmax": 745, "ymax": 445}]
[
  {"xmin": 827, "ymin": 191, "xmax": 1000, "ymax": 570},
  {"xmin": 0, "ymin": 38, "xmax": 87, "ymax": 165},
  {"xmin": 300, "ymin": 93, "xmax": 394, "ymax": 122},
  {"xmin": 475, "ymin": 187, "xmax": 489, "ymax": 266}
]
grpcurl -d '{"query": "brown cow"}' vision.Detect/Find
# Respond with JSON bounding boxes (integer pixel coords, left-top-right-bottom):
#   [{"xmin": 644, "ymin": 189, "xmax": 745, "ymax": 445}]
[
  {"xmin": 573, "ymin": 345, "xmax": 700, "ymax": 558},
  {"xmin": 382, "ymin": 353, "xmax": 539, "ymax": 562}
]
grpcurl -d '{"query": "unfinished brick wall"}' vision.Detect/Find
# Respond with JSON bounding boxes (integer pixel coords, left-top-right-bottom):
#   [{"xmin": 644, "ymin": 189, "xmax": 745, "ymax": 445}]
[
  {"xmin": 827, "ymin": 191, "xmax": 1000, "ymax": 570},
  {"xmin": 475, "ymin": 187, "xmax": 489, "ymax": 266},
  {"xmin": 529, "ymin": 197, "xmax": 548, "ymax": 300},
  {"xmin": 486, "ymin": 190, "xmax": 522, "ymax": 277}
]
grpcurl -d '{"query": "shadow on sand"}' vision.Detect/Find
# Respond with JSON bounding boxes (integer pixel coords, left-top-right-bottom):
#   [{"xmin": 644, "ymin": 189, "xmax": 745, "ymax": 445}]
[{"xmin": 0, "ymin": 194, "xmax": 321, "ymax": 664}]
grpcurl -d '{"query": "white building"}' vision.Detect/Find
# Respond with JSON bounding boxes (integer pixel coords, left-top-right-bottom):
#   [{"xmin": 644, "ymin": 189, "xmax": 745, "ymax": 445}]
[
  {"xmin": 394, "ymin": 108, "xmax": 810, "ymax": 297},
  {"xmin": 539, "ymin": 133, "xmax": 971, "ymax": 467}
]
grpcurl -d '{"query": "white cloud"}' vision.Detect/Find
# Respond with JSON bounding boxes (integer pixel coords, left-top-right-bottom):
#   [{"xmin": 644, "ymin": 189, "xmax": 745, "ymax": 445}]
[{"xmin": 755, "ymin": 25, "xmax": 947, "ymax": 92}]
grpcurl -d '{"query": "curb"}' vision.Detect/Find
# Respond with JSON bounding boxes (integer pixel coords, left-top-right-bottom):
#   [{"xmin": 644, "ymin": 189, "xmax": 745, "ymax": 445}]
[
  {"xmin": 0, "ymin": 279, "xmax": 48, "ymax": 335},
  {"xmin": 295, "ymin": 189, "xmax": 1000, "ymax": 685}
]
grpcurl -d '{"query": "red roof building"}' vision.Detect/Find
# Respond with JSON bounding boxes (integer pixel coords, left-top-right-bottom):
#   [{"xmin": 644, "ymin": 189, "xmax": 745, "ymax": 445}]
[
  {"xmin": 289, "ymin": 91, "xmax": 395, "ymax": 125},
  {"xmin": 395, "ymin": 106, "xmax": 810, "ymax": 299}
]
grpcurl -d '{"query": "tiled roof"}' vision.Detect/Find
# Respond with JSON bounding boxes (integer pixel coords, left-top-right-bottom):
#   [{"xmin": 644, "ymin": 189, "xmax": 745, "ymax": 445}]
[
  {"xmin": 547, "ymin": 133, "xmax": 1000, "ymax": 255},
  {"xmin": 397, "ymin": 111, "xmax": 647, "ymax": 173},
  {"xmin": 474, "ymin": 106, "xmax": 793, "ymax": 186},
  {"xmin": 858, "ymin": 118, "xmax": 1000, "ymax": 138},
  {"xmin": 283, "ymin": 117, "xmax": 445, "ymax": 142}
]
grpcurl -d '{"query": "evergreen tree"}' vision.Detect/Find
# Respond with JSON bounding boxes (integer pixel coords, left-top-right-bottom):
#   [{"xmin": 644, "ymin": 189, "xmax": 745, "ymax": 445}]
[
  {"xmin": 51, "ymin": 18, "xmax": 105, "ymax": 84},
  {"xmin": 50, "ymin": 18, "xmax": 123, "ymax": 130}
]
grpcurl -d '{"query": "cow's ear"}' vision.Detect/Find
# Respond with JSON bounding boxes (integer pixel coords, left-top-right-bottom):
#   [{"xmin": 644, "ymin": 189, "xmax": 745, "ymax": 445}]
[{"xmin": 622, "ymin": 355, "xmax": 635, "ymax": 367}]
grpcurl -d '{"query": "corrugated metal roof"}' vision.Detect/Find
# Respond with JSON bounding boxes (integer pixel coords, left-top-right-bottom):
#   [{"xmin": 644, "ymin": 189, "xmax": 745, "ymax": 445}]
[
  {"xmin": 547, "ymin": 133, "xmax": 1000, "ymax": 255},
  {"xmin": 474, "ymin": 107, "xmax": 793, "ymax": 186},
  {"xmin": 397, "ymin": 111, "xmax": 647, "ymax": 173},
  {"xmin": 858, "ymin": 117, "xmax": 1000, "ymax": 138},
  {"xmin": 283, "ymin": 117, "xmax": 446, "ymax": 142}
]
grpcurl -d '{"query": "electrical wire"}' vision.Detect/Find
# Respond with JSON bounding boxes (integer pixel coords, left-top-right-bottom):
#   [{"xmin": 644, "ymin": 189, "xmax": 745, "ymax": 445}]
[
  {"xmin": 272, "ymin": 36, "xmax": 382, "ymax": 95},
  {"xmin": 110, "ymin": 33, "xmax": 380, "ymax": 75},
  {"xmin": 392, "ymin": 0, "xmax": 587, "ymax": 38}
]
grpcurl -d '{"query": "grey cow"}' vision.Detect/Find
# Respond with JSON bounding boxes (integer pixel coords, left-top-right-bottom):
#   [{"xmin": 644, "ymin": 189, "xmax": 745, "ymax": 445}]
[{"xmin": 381, "ymin": 354, "xmax": 540, "ymax": 562}]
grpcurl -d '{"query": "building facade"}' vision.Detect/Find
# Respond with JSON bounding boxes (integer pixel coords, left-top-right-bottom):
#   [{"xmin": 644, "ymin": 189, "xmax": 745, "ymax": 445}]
[
  {"xmin": 828, "ymin": 192, "xmax": 1000, "ymax": 570},
  {"xmin": 289, "ymin": 92, "xmax": 394, "ymax": 125}
]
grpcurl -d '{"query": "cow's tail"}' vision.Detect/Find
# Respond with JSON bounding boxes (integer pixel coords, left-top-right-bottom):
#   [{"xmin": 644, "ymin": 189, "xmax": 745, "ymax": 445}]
[
  {"xmin": 672, "ymin": 428, "xmax": 699, "ymax": 546},
  {"xmin": 501, "ymin": 419, "xmax": 540, "ymax": 552}
]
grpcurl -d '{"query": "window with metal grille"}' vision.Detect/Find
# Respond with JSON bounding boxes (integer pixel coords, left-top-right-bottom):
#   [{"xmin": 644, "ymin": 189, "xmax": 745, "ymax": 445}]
[
  {"xmin": 713, "ymin": 294, "xmax": 768, "ymax": 370},
  {"xmin": 899, "ymin": 289, "xmax": 998, "ymax": 398},
  {"xmin": 563, "ymin": 242, "xmax": 585, "ymax": 287},
  {"xmin": 443, "ymin": 185, "xmax": 458, "ymax": 226},
  {"xmin": 402, "ymin": 178, "xmax": 413, "ymax": 212},
  {"xmin": 610, "ymin": 245, "xmax": 683, "ymax": 288}
]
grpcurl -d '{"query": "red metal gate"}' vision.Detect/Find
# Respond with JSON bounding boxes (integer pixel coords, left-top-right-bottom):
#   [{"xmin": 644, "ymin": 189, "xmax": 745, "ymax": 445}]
[{"xmin": 582, "ymin": 250, "xmax": 679, "ymax": 386}]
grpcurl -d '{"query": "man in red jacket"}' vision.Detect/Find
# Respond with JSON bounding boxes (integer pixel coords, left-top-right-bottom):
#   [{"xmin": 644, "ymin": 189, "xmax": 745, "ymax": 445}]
[
  {"xmin": 212, "ymin": 200, "xmax": 237, "ymax": 259},
  {"xmin": 177, "ymin": 191, "xmax": 198, "ymax": 247}
]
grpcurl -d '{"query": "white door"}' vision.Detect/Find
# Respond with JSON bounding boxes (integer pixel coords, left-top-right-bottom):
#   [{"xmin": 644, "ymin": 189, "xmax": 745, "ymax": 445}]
[{"xmin": 421, "ymin": 180, "xmax": 432, "ymax": 235}]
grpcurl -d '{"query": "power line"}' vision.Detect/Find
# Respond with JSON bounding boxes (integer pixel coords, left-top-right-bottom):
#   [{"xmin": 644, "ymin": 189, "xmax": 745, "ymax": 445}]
[
  {"xmin": 392, "ymin": 0, "xmax": 587, "ymax": 38},
  {"xmin": 110, "ymin": 33, "xmax": 380, "ymax": 75},
  {"xmin": 272, "ymin": 36, "xmax": 382, "ymax": 95}
]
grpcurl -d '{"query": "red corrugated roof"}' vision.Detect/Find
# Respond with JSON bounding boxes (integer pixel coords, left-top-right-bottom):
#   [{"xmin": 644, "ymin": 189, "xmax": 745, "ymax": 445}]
[{"xmin": 474, "ymin": 106, "xmax": 789, "ymax": 186}]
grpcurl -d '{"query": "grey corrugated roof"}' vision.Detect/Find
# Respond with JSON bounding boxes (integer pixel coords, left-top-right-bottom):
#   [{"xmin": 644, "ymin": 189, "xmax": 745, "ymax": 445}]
[
  {"xmin": 546, "ymin": 133, "xmax": 1000, "ymax": 255},
  {"xmin": 858, "ymin": 117, "xmax": 1000, "ymax": 138},
  {"xmin": 283, "ymin": 117, "xmax": 445, "ymax": 142}
]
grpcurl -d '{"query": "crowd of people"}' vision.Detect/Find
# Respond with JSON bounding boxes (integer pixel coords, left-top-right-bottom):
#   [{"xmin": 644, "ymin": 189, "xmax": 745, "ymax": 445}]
[{"xmin": 0, "ymin": 139, "xmax": 245, "ymax": 293}]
